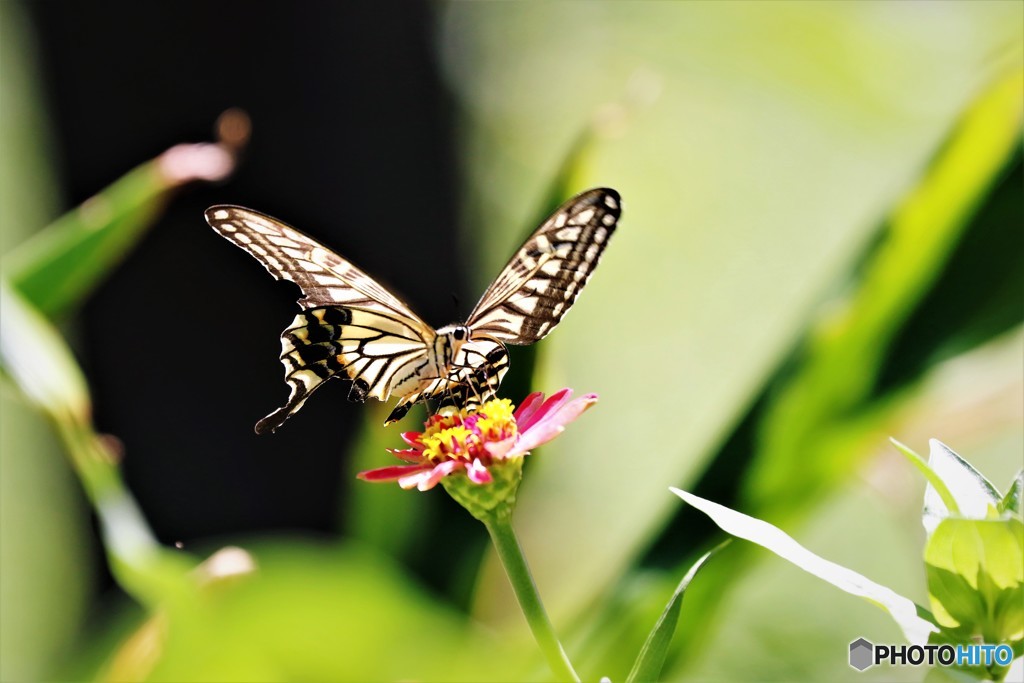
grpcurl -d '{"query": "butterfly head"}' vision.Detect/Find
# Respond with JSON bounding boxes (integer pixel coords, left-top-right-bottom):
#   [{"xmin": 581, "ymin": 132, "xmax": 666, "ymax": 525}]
[
  {"xmin": 432, "ymin": 323, "xmax": 468, "ymax": 371},
  {"xmin": 437, "ymin": 323, "xmax": 470, "ymax": 345}
]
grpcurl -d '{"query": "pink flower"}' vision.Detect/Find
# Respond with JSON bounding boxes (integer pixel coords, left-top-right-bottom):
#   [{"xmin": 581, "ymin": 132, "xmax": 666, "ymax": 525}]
[{"xmin": 358, "ymin": 389, "xmax": 598, "ymax": 492}]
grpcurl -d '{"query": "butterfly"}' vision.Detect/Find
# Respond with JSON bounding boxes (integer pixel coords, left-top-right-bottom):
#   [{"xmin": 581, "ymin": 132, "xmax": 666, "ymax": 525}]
[{"xmin": 205, "ymin": 187, "xmax": 621, "ymax": 433}]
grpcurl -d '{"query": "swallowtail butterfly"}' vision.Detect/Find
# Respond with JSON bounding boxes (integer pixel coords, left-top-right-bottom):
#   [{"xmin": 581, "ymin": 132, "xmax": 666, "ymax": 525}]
[{"xmin": 205, "ymin": 187, "xmax": 620, "ymax": 433}]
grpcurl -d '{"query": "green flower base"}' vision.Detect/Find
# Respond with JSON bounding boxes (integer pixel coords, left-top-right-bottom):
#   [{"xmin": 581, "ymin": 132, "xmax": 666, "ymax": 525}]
[{"xmin": 441, "ymin": 457, "xmax": 524, "ymax": 523}]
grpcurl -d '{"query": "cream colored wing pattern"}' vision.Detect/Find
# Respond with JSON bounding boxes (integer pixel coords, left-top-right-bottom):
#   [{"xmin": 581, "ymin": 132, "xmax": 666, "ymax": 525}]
[{"xmin": 465, "ymin": 188, "xmax": 621, "ymax": 345}]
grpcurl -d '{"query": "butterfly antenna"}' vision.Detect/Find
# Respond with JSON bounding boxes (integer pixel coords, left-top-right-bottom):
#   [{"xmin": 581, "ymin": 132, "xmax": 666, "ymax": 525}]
[{"xmin": 451, "ymin": 292, "xmax": 462, "ymax": 320}]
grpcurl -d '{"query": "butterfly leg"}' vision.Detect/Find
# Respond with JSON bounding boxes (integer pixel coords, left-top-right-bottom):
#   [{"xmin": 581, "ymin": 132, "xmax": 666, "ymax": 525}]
[{"xmin": 441, "ymin": 345, "xmax": 510, "ymax": 413}]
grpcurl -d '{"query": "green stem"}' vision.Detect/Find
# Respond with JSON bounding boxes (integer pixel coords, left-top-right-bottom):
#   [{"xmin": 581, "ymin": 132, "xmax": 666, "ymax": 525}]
[{"xmin": 484, "ymin": 513, "xmax": 579, "ymax": 682}]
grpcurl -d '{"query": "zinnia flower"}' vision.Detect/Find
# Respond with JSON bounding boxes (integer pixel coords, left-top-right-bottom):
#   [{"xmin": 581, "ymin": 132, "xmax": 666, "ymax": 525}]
[{"xmin": 358, "ymin": 389, "xmax": 597, "ymax": 519}]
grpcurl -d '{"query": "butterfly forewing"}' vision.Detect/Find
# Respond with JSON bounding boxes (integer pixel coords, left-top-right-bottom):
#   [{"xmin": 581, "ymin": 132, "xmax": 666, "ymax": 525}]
[
  {"xmin": 466, "ymin": 188, "xmax": 620, "ymax": 344},
  {"xmin": 205, "ymin": 206, "xmax": 424, "ymax": 319}
]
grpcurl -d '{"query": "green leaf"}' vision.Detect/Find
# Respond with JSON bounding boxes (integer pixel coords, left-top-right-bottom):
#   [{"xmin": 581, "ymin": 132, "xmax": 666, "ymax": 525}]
[
  {"xmin": 923, "ymin": 439, "xmax": 1002, "ymax": 535},
  {"xmin": 925, "ymin": 517, "xmax": 1024, "ymax": 644},
  {"xmin": 0, "ymin": 279, "xmax": 90, "ymax": 421},
  {"xmin": 2, "ymin": 141, "xmax": 236, "ymax": 318},
  {"xmin": 625, "ymin": 541, "xmax": 727, "ymax": 683},
  {"xmin": 670, "ymin": 487, "xmax": 938, "ymax": 644},
  {"xmin": 1000, "ymin": 471, "xmax": 1023, "ymax": 516},
  {"xmin": 892, "ymin": 438, "xmax": 962, "ymax": 518}
]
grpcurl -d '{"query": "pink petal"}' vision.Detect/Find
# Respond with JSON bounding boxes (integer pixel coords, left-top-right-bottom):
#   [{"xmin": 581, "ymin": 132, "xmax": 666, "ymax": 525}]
[
  {"xmin": 514, "ymin": 393, "xmax": 598, "ymax": 454},
  {"xmin": 400, "ymin": 431, "xmax": 424, "ymax": 448},
  {"xmin": 483, "ymin": 435, "xmax": 518, "ymax": 460},
  {"xmin": 465, "ymin": 458, "xmax": 493, "ymax": 484},
  {"xmin": 513, "ymin": 391, "xmax": 546, "ymax": 427},
  {"xmin": 519, "ymin": 388, "xmax": 574, "ymax": 432},
  {"xmin": 386, "ymin": 448, "xmax": 426, "ymax": 463},
  {"xmin": 416, "ymin": 460, "xmax": 462, "ymax": 491},
  {"xmin": 550, "ymin": 392, "xmax": 598, "ymax": 426},
  {"xmin": 398, "ymin": 470, "xmax": 435, "ymax": 490},
  {"xmin": 511, "ymin": 424, "xmax": 564, "ymax": 456},
  {"xmin": 358, "ymin": 464, "xmax": 431, "ymax": 482}
]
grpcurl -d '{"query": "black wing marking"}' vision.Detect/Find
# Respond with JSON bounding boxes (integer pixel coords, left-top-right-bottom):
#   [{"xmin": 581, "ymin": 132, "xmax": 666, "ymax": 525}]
[{"xmin": 257, "ymin": 307, "xmax": 434, "ymax": 434}]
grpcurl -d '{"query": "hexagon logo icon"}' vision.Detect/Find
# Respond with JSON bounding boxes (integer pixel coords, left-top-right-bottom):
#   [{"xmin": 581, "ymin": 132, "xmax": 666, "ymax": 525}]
[{"xmin": 849, "ymin": 638, "xmax": 874, "ymax": 671}]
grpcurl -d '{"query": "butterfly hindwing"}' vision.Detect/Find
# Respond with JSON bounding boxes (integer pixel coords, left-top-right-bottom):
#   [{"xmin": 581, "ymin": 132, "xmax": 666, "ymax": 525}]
[
  {"xmin": 466, "ymin": 188, "xmax": 620, "ymax": 344},
  {"xmin": 257, "ymin": 306, "xmax": 437, "ymax": 434}
]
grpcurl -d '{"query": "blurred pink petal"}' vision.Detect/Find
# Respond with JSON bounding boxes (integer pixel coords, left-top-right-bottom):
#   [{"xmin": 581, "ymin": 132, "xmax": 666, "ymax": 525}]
[{"xmin": 158, "ymin": 143, "xmax": 235, "ymax": 185}]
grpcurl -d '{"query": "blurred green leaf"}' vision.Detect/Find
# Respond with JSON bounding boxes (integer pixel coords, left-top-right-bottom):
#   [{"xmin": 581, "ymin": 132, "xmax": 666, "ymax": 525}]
[
  {"xmin": 0, "ymin": 279, "xmax": 195, "ymax": 608},
  {"xmin": 0, "ymin": 94, "xmax": 245, "ymax": 644},
  {"xmin": 345, "ymin": 402, "xmax": 431, "ymax": 557},
  {"xmin": 85, "ymin": 540, "xmax": 518, "ymax": 682},
  {"xmin": 746, "ymin": 70, "xmax": 1024, "ymax": 516},
  {"xmin": 0, "ymin": 280, "xmax": 90, "ymax": 422},
  {"xmin": 3, "ymin": 142, "xmax": 235, "ymax": 318},
  {"xmin": 671, "ymin": 487, "xmax": 938, "ymax": 644},
  {"xmin": 625, "ymin": 541, "xmax": 725, "ymax": 683},
  {"xmin": 0, "ymin": 5, "xmax": 87, "ymax": 679},
  {"xmin": 876, "ymin": 154, "xmax": 1023, "ymax": 392}
]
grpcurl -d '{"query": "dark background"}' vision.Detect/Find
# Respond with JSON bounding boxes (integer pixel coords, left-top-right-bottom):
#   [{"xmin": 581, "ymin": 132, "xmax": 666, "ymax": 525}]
[{"xmin": 28, "ymin": 2, "xmax": 465, "ymax": 549}]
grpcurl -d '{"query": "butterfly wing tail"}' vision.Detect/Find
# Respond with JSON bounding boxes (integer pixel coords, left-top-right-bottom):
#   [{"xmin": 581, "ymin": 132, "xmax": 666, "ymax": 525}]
[
  {"xmin": 384, "ymin": 399, "xmax": 416, "ymax": 426},
  {"xmin": 255, "ymin": 308, "xmax": 371, "ymax": 434},
  {"xmin": 256, "ymin": 401, "xmax": 306, "ymax": 435}
]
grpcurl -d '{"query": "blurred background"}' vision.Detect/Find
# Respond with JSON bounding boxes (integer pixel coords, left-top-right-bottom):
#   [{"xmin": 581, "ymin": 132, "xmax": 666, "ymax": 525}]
[{"xmin": 1, "ymin": 2, "xmax": 1021, "ymax": 681}]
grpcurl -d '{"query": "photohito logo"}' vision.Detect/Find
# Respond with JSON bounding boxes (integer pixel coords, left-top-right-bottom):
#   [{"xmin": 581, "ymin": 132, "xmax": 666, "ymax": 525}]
[{"xmin": 848, "ymin": 638, "xmax": 1013, "ymax": 671}]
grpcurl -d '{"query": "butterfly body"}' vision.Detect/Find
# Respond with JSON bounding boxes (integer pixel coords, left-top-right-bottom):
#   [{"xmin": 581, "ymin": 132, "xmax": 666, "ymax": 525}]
[{"xmin": 205, "ymin": 187, "xmax": 620, "ymax": 433}]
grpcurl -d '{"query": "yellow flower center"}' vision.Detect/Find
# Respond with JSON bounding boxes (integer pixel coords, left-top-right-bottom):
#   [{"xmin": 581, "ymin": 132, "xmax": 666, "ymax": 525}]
[{"xmin": 418, "ymin": 399, "xmax": 518, "ymax": 463}]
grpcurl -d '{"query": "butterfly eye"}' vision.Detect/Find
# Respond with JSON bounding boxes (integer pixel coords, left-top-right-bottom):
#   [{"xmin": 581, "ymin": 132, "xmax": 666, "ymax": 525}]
[{"xmin": 453, "ymin": 327, "xmax": 468, "ymax": 341}]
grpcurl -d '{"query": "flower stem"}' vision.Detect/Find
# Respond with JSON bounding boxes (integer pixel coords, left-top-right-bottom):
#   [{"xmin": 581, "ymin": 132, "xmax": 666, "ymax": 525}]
[{"xmin": 484, "ymin": 514, "xmax": 579, "ymax": 682}]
